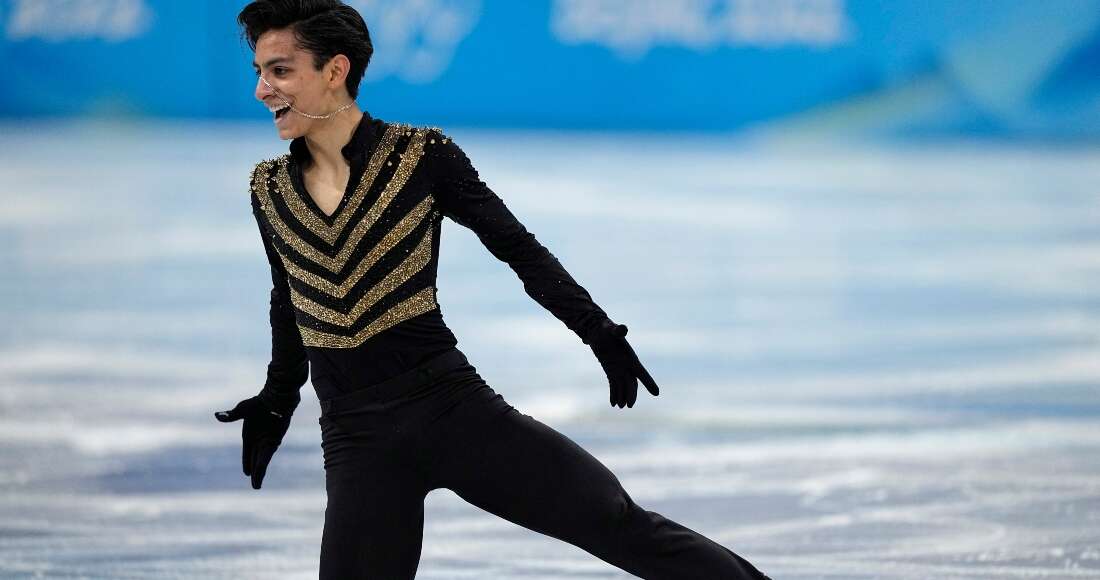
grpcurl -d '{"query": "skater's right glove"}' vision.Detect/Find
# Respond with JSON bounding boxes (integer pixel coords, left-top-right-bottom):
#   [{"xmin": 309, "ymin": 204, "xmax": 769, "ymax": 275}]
[
  {"xmin": 214, "ymin": 394, "xmax": 293, "ymax": 490},
  {"xmin": 585, "ymin": 319, "xmax": 660, "ymax": 409}
]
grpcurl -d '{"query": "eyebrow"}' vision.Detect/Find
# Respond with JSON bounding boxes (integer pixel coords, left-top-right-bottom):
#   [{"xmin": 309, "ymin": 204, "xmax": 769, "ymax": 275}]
[{"xmin": 252, "ymin": 56, "xmax": 293, "ymax": 70}]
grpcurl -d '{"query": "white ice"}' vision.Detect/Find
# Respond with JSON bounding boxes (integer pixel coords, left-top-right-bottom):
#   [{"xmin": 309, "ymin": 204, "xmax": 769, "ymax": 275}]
[{"xmin": 0, "ymin": 120, "xmax": 1098, "ymax": 579}]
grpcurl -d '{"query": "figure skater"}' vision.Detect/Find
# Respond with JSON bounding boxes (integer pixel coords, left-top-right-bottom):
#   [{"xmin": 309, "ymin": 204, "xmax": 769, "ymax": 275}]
[{"xmin": 216, "ymin": 1, "xmax": 771, "ymax": 578}]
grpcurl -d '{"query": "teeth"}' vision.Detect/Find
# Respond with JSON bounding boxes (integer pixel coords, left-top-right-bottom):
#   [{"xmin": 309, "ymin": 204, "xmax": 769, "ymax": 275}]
[{"xmin": 267, "ymin": 103, "xmax": 290, "ymax": 113}]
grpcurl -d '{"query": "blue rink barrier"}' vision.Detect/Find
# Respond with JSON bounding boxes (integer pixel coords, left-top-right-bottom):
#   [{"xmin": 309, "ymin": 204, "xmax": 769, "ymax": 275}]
[{"xmin": 1, "ymin": 0, "xmax": 1097, "ymax": 137}]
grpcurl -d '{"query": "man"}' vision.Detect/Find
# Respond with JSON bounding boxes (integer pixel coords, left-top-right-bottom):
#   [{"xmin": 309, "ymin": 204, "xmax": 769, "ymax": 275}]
[{"xmin": 215, "ymin": 1, "xmax": 771, "ymax": 578}]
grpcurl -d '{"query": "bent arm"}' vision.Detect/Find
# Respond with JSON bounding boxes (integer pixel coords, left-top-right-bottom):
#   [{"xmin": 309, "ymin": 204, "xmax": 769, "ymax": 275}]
[
  {"xmin": 426, "ymin": 131, "xmax": 612, "ymax": 344},
  {"xmin": 251, "ymin": 192, "xmax": 309, "ymax": 416}
]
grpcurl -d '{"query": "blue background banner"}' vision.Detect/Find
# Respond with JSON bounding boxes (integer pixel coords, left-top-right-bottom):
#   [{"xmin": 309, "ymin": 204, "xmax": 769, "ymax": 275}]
[{"xmin": 2, "ymin": 0, "xmax": 1098, "ymax": 137}]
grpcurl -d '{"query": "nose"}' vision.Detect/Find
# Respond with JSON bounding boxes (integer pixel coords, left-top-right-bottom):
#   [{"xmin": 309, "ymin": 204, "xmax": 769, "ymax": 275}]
[{"xmin": 255, "ymin": 75, "xmax": 274, "ymax": 102}]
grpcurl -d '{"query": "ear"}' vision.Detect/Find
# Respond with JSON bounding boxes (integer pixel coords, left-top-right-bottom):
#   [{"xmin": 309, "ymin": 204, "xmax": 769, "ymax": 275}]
[{"xmin": 326, "ymin": 54, "xmax": 351, "ymax": 91}]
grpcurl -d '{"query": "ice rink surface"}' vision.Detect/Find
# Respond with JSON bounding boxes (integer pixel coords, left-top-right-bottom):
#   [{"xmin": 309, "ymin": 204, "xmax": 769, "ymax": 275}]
[{"xmin": 1, "ymin": 120, "xmax": 1098, "ymax": 579}]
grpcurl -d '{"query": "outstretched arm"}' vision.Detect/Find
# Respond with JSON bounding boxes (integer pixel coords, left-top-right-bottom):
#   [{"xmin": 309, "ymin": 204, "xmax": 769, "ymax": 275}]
[
  {"xmin": 425, "ymin": 131, "xmax": 659, "ymax": 407},
  {"xmin": 213, "ymin": 189, "xmax": 310, "ymax": 491},
  {"xmin": 250, "ymin": 190, "xmax": 310, "ymax": 417},
  {"xmin": 425, "ymin": 131, "xmax": 611, "ymax": 345}
]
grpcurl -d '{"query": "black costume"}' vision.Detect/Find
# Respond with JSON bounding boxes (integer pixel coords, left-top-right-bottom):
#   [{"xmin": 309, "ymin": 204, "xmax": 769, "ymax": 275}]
[
  {"xmin": 249, "ymin": 113, "xmax": 616, "ymax": 411},
  {"xmin": 221, "ymin": 112, "xmax": 771, "ymax": 579}
]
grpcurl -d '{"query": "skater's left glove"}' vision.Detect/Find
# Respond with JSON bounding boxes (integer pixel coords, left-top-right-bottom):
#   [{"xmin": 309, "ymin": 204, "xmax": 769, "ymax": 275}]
[{"xmin": 585, "ymin": 319, "xmax": 660, "ymax": 408}]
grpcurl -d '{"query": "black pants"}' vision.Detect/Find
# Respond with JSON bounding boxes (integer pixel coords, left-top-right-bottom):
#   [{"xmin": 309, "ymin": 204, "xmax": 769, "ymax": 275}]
[{"xmin": 317, "ymin": 348, "xmax": 770, "ymax": 579}]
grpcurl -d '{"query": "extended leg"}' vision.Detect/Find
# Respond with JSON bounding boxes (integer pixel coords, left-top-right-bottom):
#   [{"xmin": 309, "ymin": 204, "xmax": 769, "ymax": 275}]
[
  {"xmin": 428, "ymin": 386, "xmax": 771, "ymax": 580},
  {"xmin": 318, "ymin": 417, "xmax": 429, "ymax": 580}
]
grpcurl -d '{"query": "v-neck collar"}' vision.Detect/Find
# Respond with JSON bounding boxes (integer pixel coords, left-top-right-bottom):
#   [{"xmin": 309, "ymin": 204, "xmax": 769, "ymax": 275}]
[{"xmin": 287, "ymin": 112, "xmax": 376, "ymax": 224}]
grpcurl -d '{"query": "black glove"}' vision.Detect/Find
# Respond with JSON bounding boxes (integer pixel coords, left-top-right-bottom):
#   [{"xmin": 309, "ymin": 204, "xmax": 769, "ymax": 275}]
[
  {"xmin": 586, "ymin": 319, "xmax": 660, "ymax": 408},
  {"xmin": 214, "ymin": 395, "xmax": 292, "ymax": 489}
]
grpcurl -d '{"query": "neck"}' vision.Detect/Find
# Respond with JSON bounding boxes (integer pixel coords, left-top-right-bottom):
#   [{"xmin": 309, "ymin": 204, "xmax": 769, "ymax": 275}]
[{"xmin": 302, "ymin": 107, "xmax": 364, "ymax": 170}]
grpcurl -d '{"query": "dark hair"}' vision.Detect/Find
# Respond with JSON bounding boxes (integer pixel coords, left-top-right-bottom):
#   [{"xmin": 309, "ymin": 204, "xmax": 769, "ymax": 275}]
[{"xmin": 238, "ymin": 0, "xmax": 373, "ymax": 99}]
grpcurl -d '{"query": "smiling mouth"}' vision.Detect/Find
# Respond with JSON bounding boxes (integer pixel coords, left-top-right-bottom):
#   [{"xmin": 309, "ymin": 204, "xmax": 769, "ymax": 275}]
[{"xmin": 268, "ymin": 102, "xmax": 291, "ymax": 120}]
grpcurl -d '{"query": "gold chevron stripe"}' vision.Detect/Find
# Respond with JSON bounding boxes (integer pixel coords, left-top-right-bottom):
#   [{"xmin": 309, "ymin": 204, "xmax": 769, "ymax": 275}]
[
  {"xmin": 297, "ymin": 286, "xmax": 438, "ymax": 348},
  {"xmin": 276, "ymin": 123, "xmax": 404, "ymax": 245},
  {"xmin": 270, "ymin": 196, "xmax": 435, "ymax": 299},
  {"xmin": 288, "ymin": 224, "xmax": 434, "ymax": 327},
  {"xmin": 253, "ymin": 128, "xmax": 429, "ymax": 273}
]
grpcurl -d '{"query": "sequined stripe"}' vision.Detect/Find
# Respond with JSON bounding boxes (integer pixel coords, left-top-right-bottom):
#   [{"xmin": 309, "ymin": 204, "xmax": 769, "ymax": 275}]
[
  {"xmin": 289, "ymin": 224, "xmax": 434, "ymax": 327},
  {"xmin": 297, "ymin": 286, "xmax": 438, "ymax": 348},
  {"xmin": 251, "ymin": 158, "xmax": 286, "ymax": 236},
  {"xmin": 277, "ymin": 124, "xmax": 403, "ymax": 245},
  {"xmin": 254, "ymin": 156, "xmax": 339, "ymax": 268},
  {"xmin": 251, "ymin": 158, "xmax": 277, "ymax": 201},
  {"xmin": 325, "ymin": 128, "xmax": 429, "ymax": 262},
  {"xmin": 271, "ymin": 195, "xmax": 435, "ymax": 299},
  {"xmin": 254, "ymin": 129, "xmax": 428, "ymax": 273}
]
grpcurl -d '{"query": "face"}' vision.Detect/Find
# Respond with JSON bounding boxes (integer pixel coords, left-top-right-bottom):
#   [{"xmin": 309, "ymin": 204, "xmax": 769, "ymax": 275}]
[{"xmin": 252, "ymin": 28, "xmax": 349, "ymax": 140}]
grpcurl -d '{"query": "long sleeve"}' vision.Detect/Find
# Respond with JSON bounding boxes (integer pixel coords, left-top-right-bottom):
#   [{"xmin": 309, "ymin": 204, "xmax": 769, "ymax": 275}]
[
  {"xmin": 426, "ymin": 131, "xmax": 612, "ymax": 344},
  {"xmin": 250, "ymin": 191, "xmax": 310, "ymax": 415}
]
